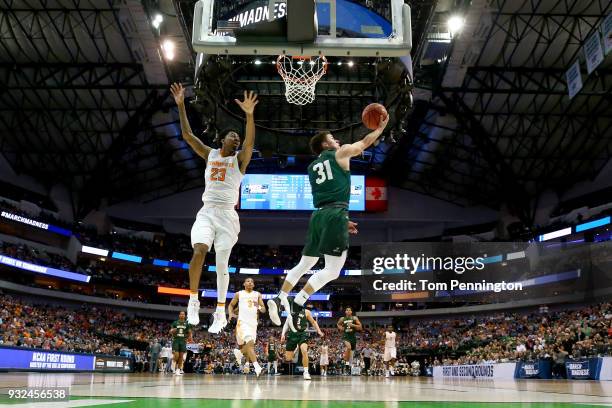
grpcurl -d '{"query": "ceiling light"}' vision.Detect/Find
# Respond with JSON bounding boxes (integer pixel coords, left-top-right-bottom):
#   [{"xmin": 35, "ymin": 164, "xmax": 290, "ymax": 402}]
[
  {"xmin": 152, "ymin": 14, "xmax": 163, "ymax": 29},
  {"xmin": 254, "ymin": 59, "xmax": 262, "ymax": 65},
  {"xmin": 448, "ymin": 15, "xmax": 465, "ymax": 36},
  {"xmin": 347, "ymin": 60, "xmax": 354, "ymax": 67},
  {"xmin": 162, "ymin": 39, "xmax": 175, "ymax": 60}
]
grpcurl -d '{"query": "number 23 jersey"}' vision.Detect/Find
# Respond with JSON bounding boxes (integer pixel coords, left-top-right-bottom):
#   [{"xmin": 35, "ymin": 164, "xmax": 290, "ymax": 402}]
[{"xmin": 202, "ymin": 149, "xmax": 243, "ymax": 206}]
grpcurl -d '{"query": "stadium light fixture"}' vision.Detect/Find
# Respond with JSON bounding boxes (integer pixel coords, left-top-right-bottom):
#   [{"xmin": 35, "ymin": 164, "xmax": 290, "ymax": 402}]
[
  {"xmin": 347, "ymin": 60, "xmax": 354, "ymax": 67},
  {"xmin": 162, "ymin": 39, "xmax": 175, "ymax": 60},
  {"xmin": 448, "ymin": 15, "xmax": 465, "ymax": 36},
  {"xmin": 152, "ymin": 14, "xmax": 163, "ymax": 29},
  {"xmin": 254, "ymin": 59, "xmax": 262, "ymax": 65}
]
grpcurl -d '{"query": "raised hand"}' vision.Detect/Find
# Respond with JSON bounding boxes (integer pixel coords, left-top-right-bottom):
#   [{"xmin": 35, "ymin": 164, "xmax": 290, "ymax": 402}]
[
  {"xmin": 170, "ymin": 83, "xmax": 185, "ymax": 106},
  {"xmin": 377, "ymin": 112, "xmax": 390, "ymax": 131},
  {"xmin": 235, "ymin": 90, "xmax": 259, "ymax": 115},
  {"xmin": 348, "ymin": 220, "xmax": 358, "ymax": 235}
]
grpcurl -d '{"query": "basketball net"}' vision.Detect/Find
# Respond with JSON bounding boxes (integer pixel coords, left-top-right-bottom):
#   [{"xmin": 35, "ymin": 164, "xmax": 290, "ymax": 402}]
[{"xmin": 276, "ymin": 55, "xmax": 328, "ymax": 105}]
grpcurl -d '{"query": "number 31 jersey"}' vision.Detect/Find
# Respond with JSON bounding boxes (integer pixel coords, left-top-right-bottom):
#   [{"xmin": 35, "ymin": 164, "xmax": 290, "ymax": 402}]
[
  {"xmin": 307, "ymin": 149, "xmax": 350, "ymax": 208},
  {"xmin": 202, "ymin": 149, "xmax": 243, "ymax": 206}
]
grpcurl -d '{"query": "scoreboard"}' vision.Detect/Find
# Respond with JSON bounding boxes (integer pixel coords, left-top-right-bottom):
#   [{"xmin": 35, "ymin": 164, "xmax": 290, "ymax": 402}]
[{"xmin": 239, "ymin": 174, "xmax": 365, "ymax": 211}]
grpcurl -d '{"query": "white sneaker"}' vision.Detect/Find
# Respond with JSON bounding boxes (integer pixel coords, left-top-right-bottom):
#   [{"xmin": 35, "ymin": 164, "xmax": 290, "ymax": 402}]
[
  {"xmin": 187, "ymin": 298, "xmax": 200, "ymax": 325},
  {"xmin": 385, "ymin": 372, "xmax": 390, "ymax": 378},
  {"xmin": 254, "ymin": 364, "xmax": 262, "ymax": 377},
  {"xmin": 303, "ymin": 371, "xmax": 311, "ymax": 380},
  {"xmin": 208, "ymin": 310, "xmax": 227, "ymax": 334},
  {"xmin": 266, "ymin": 298, "xmax": 282, "ymax": 326},
  {"xmin": 390, "ymin": 369, "xmax": 395, "ymax": 376},
  {"xmin": 175, "ymin": 369, "xmax": 182, "ymax": 376},
  {"xmin": 233, "ymin": 349, "xmax": 244, "ymax": 365}
]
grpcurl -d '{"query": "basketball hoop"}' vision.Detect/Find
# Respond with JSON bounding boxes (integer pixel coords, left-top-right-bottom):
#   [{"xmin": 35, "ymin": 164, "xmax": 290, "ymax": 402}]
[{"xmin": 276, "ymin": 55, "xmax": 328, "ymax": 105}]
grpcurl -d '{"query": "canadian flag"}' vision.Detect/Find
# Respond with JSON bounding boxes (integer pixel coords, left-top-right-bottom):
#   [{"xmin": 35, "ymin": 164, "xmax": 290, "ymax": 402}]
[{"xmin": 365, "ymin": 176, "xmax": 388, "ymax": 212}]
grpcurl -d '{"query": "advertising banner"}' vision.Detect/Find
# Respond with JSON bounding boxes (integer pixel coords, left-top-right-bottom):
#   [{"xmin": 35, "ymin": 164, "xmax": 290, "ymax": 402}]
[
  {"xmin": 94, "ymin": 355, "xmax": 132, "ymax": 372},
  {"xmin": 433, "ymin": 363, "xmax": 517, "ymax": 379},
  {"xmin": 0, "ymin": 347, "xmax": 94, "ymax": 371}
]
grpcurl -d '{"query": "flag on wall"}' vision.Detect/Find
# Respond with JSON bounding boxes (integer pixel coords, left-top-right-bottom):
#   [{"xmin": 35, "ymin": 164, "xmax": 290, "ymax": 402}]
[{"xmin": 365, "ymin": 176, "xmax": 388, "ymax": 212}]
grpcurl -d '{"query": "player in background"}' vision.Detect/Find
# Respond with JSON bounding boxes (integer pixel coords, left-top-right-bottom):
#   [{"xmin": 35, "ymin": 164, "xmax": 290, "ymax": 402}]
[
  {"xmin": 383, "ymin": 325, "xmax": 397, "ymax": 378},
  {"xmin": 170, "ymin": 83, "xmax": 258, "ymax": 333},
  {"xmin": 319, "ymin": 342, "xmax": 329, "ymax": 377},
  {"xmin": 169, "ymin": 311, "xmax": 193, "ymax": 376},
  {"xmin": 265, "ymin": 337, "xmax": 279, "ymax": 375},
  {"xmin": 337, "ymin": 307, "xmax": 362, "ymax": 375},
  {"xmin": 228, "ymin": 278, "xmax": 265, "ymax": 377},
  {"xmin": 281, "ymin": 303, "xmax": 324, "ymax": 380},
  {"xmin": 267, "ymin": 115, "xmax": 388, "ymax": 330}
]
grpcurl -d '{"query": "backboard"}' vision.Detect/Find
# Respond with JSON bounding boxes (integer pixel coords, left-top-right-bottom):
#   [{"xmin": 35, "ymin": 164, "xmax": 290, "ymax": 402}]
[{"xmin": 192, "ymin": 0, "xmax": 412, "ymax": 57}]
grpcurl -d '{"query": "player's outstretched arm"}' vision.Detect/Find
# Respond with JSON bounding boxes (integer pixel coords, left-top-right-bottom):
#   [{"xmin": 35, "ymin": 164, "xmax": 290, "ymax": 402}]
[
  {"xmin": 281, "ymin": 319, "xmax": 289, "ymax": 342},
  {"xmin": 337, "ymin": 317, "xmax": 344, "ymax": 332},
  {"xmin": 306, "ymin": 310, "xmax": 324, "ymax": 337},
  {"xmin": 228, "ymin": 292, "xmax": 240, "ymax": 320},
  {"xmin": 236, "ymin": 90, "xmax": 259, "ymax": 174},
  {"xmin": 336, "ymin": 114, "xmax": 389, "ymax": 163},
  {"xmin": 170, "ymin": 83, "xmax": 212, "ymax": 161}
]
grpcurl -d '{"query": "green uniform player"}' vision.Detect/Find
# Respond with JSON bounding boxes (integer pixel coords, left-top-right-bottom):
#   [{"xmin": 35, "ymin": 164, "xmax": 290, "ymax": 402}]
[
  {"xmin": 266, "ymin": 339, "xmax": 279, "ymax": 375},
  {"xmin": 281, "ymin": 303, "xmax": 324, "ymax": 380},
  {"xmin": 267, "ymin": 115, "xmax": 389, "ymax": 330},
  {"xmin": 169, "ymin": 311, "xmax": 192, "ymax": 375},
  {"xmin": 171, "ymin": 319, "xmax": 191, "ymax": 353},
  {"xmin": 337, "ymin": 307, "xmax": 362, "ymax": 374},
  {"xmin": 340, "ymin": 316, "xmax": 358, "ymax": 351},
  {"xmin": 303, "ymin": 150, "xmax": 351, "ymax": 257},
  {"xmin": 267, "ymin": 342, "xmax": 277, "ymax": 362}
]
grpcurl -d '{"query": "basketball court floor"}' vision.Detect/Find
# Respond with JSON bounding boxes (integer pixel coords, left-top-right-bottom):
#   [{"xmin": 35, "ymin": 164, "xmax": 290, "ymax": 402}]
[{"xmin": 1, "ymin": 373, "xmax": 611, "ymax": 407}]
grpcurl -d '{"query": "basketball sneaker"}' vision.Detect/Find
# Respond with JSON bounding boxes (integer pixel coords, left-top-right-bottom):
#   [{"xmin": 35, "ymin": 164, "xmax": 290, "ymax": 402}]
[
  {"xmin": 267, "ymin": 297, "xmax": 282, "ymax": 326},
  {"xmin": 208, "ymin": 310, "xmax": 227, "ymax": 334},
  {"xmin": 303, "ymin": 371, "xmax": 311, "ymax": 380},
  {"xmin": 187, "ymin": 297, "xmax": 200, "ymax": 325}
]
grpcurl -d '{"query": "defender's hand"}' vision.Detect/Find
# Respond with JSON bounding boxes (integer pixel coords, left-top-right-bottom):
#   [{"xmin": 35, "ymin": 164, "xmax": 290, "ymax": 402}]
[
  {"xmin": 235, "ymin": 90, "xmax": 259, "ymax": 115},
  {"xmin": 348, "ymin": 221, "xmax": 358, "ymax": 235},
  {"xmin": 170, "ymin": 83, "xmax": 185, "ymax": 106}
]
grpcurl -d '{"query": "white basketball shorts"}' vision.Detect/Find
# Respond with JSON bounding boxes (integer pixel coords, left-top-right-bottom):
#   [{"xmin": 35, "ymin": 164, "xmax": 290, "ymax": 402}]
[{"xmin": 191, "ymin": 204, "xmax": 240, "ymax": 251}]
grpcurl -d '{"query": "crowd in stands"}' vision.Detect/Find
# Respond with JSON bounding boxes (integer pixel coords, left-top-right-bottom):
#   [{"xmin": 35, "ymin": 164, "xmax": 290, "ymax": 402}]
[
  {"xmin": 1, "ymin": 294, "xmax": 610, "ymax": 377},
  {"xmin": 412, "ymin": 302, "xmax": 611, "ymax": 366}
]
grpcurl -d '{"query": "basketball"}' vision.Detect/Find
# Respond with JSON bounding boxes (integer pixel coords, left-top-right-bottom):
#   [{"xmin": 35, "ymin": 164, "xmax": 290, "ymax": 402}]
[{"xmin": 362, "ymin": 103, "xmax": 388, "ymax": 130}]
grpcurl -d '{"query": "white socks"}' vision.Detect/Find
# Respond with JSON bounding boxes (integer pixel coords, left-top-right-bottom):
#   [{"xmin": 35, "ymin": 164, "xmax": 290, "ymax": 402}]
[
  {"xmin": 189, "ymin": 293, "xmax": 198, "ymax": 301},
  {"xmin": 295, "ymin": 291, "xmax": 309, "ymax": 307}
]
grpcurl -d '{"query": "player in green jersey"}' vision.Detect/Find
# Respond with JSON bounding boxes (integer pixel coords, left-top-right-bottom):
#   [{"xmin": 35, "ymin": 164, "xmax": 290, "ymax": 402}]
[
  {"xmin": 281, "ymin": 303, "xmax": 324, "ymax": 380},
  {"xmin": 265, "ymin": 337, "xmax": 279, "ymax": 375},
  {"xmin": 337, "ymin": 307, "xmax": 362, "ymax": 374},
  {"xmin": 169, "ymin": 311, "xmax": 193, "ymax": 375},
  {"xmin": 268, "ymin": 113, "xmax": 389, "ymax": 330}
]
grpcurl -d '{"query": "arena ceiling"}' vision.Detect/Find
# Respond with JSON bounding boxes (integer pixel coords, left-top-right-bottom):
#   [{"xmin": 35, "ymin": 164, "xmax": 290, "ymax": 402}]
[{"xmin": 0, "ymin": 0, "xmax": 611, "ymax": 224}]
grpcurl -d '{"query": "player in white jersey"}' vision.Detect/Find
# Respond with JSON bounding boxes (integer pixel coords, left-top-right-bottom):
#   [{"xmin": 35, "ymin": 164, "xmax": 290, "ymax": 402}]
[
  {"xmin": 228, "ymin": 278, "xmax": 265, "ymax": 376},
  {"xmin": 383, "ymin": 325, "xmax": 397, "ymax": 377},
  {"xmin": 319, "ymin": 343, "xmax": 329, "ymax": 376},
  {"xmin": 170, "ymin": 83, "xmax": 258, "ymax": 333}
]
